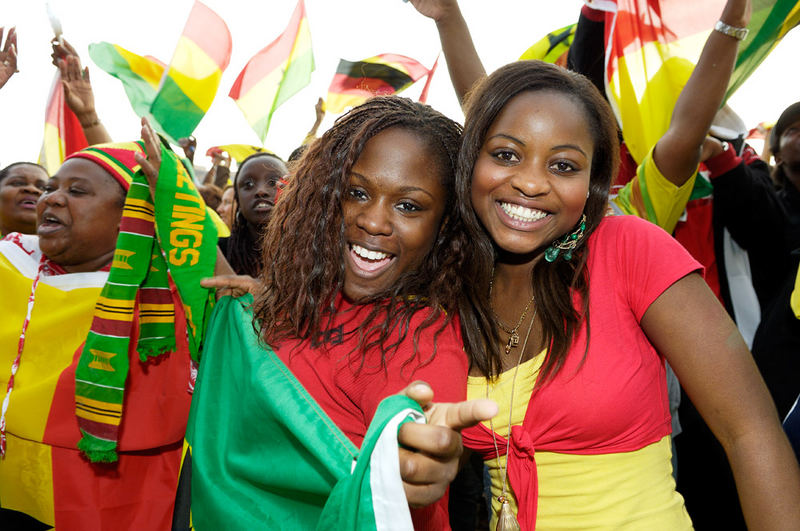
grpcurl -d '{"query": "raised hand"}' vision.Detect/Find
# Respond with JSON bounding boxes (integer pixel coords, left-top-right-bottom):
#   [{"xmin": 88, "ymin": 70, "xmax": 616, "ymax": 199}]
[
  {"xmin": 58, "ymin": 54, "xmax": 96, "ymax": 120},
  {"xmin": 408, "ymin": 0, "xmax": 459, "ymax": 22},
  {"xmin": 397, "ymin": 380, "xmax": 497, "ymax": 506},
  {"xmin": 134, "ymin": 117, "xmax": 162, "ymax": 192},
  {"xmin": 0, "ymin": 27, "xmax": 18, "ymax": 89}
]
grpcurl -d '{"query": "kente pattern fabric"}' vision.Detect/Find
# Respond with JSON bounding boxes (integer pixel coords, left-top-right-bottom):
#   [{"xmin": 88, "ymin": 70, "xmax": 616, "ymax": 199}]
[
  {"xmin": 461, "ymin": 216, "xmax": 702, "ymax": 530},
  {"xmin": 0, "ymin": 234, "xmax": 191, "ymax": 530},
  {"xmin": 74, "ymin": 143, "xmax": 217, "ymax": 462},
  {"xmin": 185, "ymin": 295, "xmax": 437, "ymax": 530}
]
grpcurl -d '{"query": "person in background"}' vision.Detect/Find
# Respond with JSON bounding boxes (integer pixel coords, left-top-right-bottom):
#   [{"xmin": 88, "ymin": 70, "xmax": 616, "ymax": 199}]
[
  {"xmin": 218, "ymin": 152, "xmax": 288, "ymax": 277},
  {"xmin": 0, "ymin": 162, "xmax": 47, "ymax": 236}
]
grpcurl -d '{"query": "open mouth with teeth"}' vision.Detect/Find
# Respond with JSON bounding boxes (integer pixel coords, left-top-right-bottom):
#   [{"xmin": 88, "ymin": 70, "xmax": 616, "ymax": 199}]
[
  {"xmin": 252, "ymin": 200, "xmax": 273, "ymax": 212},
  {"xmin": 499, "ymin": 201, "xmax": 549, "ymax": 223},
  {"xmin": 38, "ymin": 213, "xmax": 65, "ymax": 234},
  {"xmin": 18, "ymin": 198, "xmax": 38, "ymax": 210},
  {"xmin": 349, "ymin": 243, "xmax": 395, "ymax": 274}
]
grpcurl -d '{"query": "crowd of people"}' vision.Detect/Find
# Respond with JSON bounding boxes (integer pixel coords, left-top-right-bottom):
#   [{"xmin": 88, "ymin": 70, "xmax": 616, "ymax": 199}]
[{"xmin": 1, "ymin": 0, "xmax": 800, "ymax": 530}]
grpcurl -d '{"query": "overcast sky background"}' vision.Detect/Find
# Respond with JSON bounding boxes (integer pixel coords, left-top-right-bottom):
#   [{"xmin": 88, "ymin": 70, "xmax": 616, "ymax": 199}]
[{"xmin": 2, "ymin": 0, "xmax": 798, "ymax": 168}]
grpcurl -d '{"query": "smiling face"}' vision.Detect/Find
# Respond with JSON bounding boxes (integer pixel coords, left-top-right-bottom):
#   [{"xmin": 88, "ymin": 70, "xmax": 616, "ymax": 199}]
[
  {"xmin": 235, "ymin": 156, "xmax": 287, "ymax": 227},
  {"xmin": 342, "ymin": 127, "xmax": 448, "ymax": 302},
  {"xmin": 37, "ymin": 158, "xmax": 125, "ymax": 272},
  {"xmin": 0, "ymin": 163, "xmax": 47, "ymax": 235},
  {"xmin": 471, "ymin": 90, "xmax": 594, "ymax": 258}
]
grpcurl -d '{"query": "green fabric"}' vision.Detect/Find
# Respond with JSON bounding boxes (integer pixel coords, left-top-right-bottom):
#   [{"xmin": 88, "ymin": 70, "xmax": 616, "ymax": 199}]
[
  {"xmin": 153, "ymin": 145, "xmax": 217, "ymax": 361},
  {"xmin": 75, "ymin": 173, "xmax": 170, "ymax": 461},
  {"xmin": 187, "ymin": 295, "xmax": 422, "ymax": 530}
]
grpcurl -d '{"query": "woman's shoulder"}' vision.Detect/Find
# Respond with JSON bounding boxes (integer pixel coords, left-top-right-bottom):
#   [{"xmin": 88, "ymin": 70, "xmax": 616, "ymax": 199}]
[{"xmin": 590, "ymin": 215, "xmax": 675, "ymax": 251}]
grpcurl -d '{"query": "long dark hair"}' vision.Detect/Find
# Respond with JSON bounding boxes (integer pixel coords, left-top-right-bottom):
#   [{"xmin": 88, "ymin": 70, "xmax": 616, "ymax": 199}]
[
  {"xmin": 253, "ymin": 96, "xmax": 483, "ymax": 367},
  {"xmin": 458, "ymin": 60, "xmax": 620, "ymax": 379},
  {"xmin": 226, "ymin": 152, "xmax": 286, "ymax": 277}
]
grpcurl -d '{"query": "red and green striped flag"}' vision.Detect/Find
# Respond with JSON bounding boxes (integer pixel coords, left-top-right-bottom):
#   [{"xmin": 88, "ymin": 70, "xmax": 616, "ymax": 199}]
[
  {"xmin": 325, "ymin": 54, "xmax": 434, "ymax": 114},
  {"xmin": 88, "ymin": 42, "xmax": 166, "ymax": 119},
  {"xmin": 37, "ymin": 73, "xmax": 88, "ymax": 173},
  {"xmin": 228, "ymin": 0, "xmax": 314, "ymax": 143},
  {"xmin": 149, "ymin": 1, "xmax": 232, "ymax": 143},
  {"xmin": 601, "ymin": 0, "xmax": 800, "ymax": 164}
]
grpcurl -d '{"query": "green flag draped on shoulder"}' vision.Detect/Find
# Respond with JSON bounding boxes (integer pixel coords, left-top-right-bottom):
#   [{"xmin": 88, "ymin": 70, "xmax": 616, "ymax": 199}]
[{"xmin": 185, "ymin": 295, "xmax": 423, "ymax": 530}]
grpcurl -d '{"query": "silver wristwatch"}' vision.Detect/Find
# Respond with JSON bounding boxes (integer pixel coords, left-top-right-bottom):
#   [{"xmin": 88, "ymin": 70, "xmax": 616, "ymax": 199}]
[{"xmin": 714, "ymin": 20, "xmax": 749, "ymax": 41}]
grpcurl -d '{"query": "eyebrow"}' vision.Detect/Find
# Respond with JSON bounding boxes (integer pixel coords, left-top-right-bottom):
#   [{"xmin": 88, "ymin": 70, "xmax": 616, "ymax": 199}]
[
  {"xmin": 487, "ymin": 135, "xmax": 589, "ymax": 158},
  {"xmin": 350, "ymin": 172, "xmax": 437, "ymax": 200},
  {"xmin": 551, "ymin": 144, "xmax": 588, "ymax": 157}
]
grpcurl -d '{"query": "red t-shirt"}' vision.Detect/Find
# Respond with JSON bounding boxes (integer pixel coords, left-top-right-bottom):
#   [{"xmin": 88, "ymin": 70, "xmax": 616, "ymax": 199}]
[{"xmin": 277, "ymin": 299, "xmax": 468, "ymax": 530}]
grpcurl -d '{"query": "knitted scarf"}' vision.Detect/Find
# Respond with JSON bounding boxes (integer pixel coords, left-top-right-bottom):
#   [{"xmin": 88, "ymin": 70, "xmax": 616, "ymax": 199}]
[{"xmin": 75, "ymin": 145, "xmax": 217, "ymax": 462}]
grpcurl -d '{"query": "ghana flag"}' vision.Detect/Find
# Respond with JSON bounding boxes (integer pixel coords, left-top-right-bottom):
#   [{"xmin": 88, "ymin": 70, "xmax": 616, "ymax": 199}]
[
  {"xmin": 150, "ymin": 1, "xmax": 232, "ymax": 143},
  {"xmin": 229, "ymin": 0, "xmax": 315, "ymax": 143},
  {"xmin": 38, "ymin": 72, "xmax": 88, "ymax": 173},
  {"xmin": 326, "ymin": 54, "xmax": 433, "ymax": 114},
  {"xmin": 601, "ymin": 0, "xmax": 800, "ymax": 164},
  {"xmin": 0, "ymin": 234, "xmax": 192, "ymax": 529},
  {"xmin": 89, "ymin": 42, "xmax": 166, "ymax": 120}
]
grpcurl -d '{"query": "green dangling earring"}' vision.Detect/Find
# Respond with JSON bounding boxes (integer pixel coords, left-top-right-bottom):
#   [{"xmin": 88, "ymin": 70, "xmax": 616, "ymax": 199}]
[{"xmin": 544, "ymin": 214, "xmax": 587, "ymax": 263}]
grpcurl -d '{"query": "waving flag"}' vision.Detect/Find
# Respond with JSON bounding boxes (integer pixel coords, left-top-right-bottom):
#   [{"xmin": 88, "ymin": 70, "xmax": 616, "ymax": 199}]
[
  {"xmin": 229, "ymin": 0, "xmax": 315, "ymax": 143},
  {"xmin": 325, "ymin": 54, "xmax": 433, "ymax": 114},
  {"xmin": 519, "ymin": 23, "xmax": 577, "ymax": 66},
  {"xmin": 602, "ymin": 0, "xmax": 800, "ymax": 164},
  {"xmin": 38, "ymin": 73, "xmax": 88, "ymax": 173},
  {"xmin": 89, "ymin": 42, "xmax": 166, "ymax": 118},
  {"xmin": 149, "ymin": 1, "xmax": 232, "ymax": 142}
]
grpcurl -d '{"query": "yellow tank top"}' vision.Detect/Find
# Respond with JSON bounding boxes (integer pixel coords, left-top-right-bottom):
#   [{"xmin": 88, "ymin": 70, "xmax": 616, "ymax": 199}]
[{"xmin": 467, "ymin": 351, "xmax": 693, "ymax": 529}]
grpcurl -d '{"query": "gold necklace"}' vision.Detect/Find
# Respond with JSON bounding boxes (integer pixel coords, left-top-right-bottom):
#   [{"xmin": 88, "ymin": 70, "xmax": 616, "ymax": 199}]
[
  {"xmin": 487, "ymin": 302, "xmax": 536, "ymax": 531},
  {"xmin": 489, "ymin": 269, "xmax": 535, "ymax": 355}
]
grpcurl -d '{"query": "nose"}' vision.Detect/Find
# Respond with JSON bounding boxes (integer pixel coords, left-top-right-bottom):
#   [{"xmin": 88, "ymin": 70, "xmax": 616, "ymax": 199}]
[
  {"xmin": 22, "ymin": 182, "xmax": 42, "ymax": 196},
  {"xmin": 255, "ymin": 180, "xmax": 277, "ymax": 198},
  {"xmin": 42, "ymin": 188, "xmax": 66, "ymax": 207},
  {"xmin": 509, "ymin": 163, "xmax": 552, "ymax": 198},
  {"xmin": 355, "ymin": 200, "xmax": 392, "ymax": 236}
]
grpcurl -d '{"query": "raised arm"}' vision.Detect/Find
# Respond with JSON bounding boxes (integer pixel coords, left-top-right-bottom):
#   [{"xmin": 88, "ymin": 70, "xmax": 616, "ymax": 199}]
[
  {"xmin": 52, "ymin": 38, "xmax": 112, "ymax": 145},
  {"xmin": 653, "ymin": 0, "xmax": 751, "ymax": 186},
  {"xmin": 642, "ymin": 272, "xmax": 800, "ymax": 529},
  {"xmin": 0, "ymin": 27, "xmax": 18, "ymax": 90},
  {"xmin": 409, "ymin": 0, "xmax": 485, "ymax": 105}
]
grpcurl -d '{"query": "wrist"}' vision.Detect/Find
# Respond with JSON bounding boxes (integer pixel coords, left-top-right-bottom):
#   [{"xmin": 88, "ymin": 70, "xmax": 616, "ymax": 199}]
[{"xmin": 78, "ymin": 112, "xmax": 100, "ymax": 128}]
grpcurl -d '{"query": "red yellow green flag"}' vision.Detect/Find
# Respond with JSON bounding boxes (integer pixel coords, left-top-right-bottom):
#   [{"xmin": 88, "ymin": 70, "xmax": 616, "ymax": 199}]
[
  {"xmin": 149, "ymin": 1, "xmax": 232, "ymax": 143},
  {"xmin": 325, "ymin": 54, "xmax": 433, "ymax": 114},
  {"xmin": 228, "ymin": 0, "xmax": 315, "ymax": 143},
  {"xmin": 89, "ymin": 42, "xmax": 166, "ymax": 119},
  {"xmin": 602, "ymin": 0, "xmax": 800, "ymax": 164},
  {"xmin": 37, "ymin": 73, "xmax": 88, "ymax": 173}
]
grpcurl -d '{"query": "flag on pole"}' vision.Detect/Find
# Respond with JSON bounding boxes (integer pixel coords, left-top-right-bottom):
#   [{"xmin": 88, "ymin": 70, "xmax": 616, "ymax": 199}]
[
  {"xmin": 38, "ymin": 73, "xmax": 88, "ymax": 173},
  {"xmin": 149, "ymin": 0, "xmax": 232, "ymax": 143},
  {"xmin": 418, "ymin": 54, "xmax": 440, "ymax": 103},
  {"xmin": 229, "ymin": 0, "xmax": 315, "ymax": 143},
  {"xmin": 89, "ymin": 42, "xmax": 166, "ymax": 118},
  {"xmin": 325, "ymin": 54, "xmax": 433, "ymax": 114},
  {"xmin": 602, "ymin": 0, "xmax": 800, "ymax": 164}
]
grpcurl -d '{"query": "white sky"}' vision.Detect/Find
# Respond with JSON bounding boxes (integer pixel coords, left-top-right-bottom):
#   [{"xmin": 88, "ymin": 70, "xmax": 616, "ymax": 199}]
[{"xmin": 2, "ymin": 0, "xmax": 798, "ymax": 168}]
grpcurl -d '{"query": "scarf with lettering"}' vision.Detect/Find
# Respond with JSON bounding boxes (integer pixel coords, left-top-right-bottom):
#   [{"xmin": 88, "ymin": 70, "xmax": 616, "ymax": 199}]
[{"xmin": 75, "ymin": 143, "xmax": 217, "ymax": 462}]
